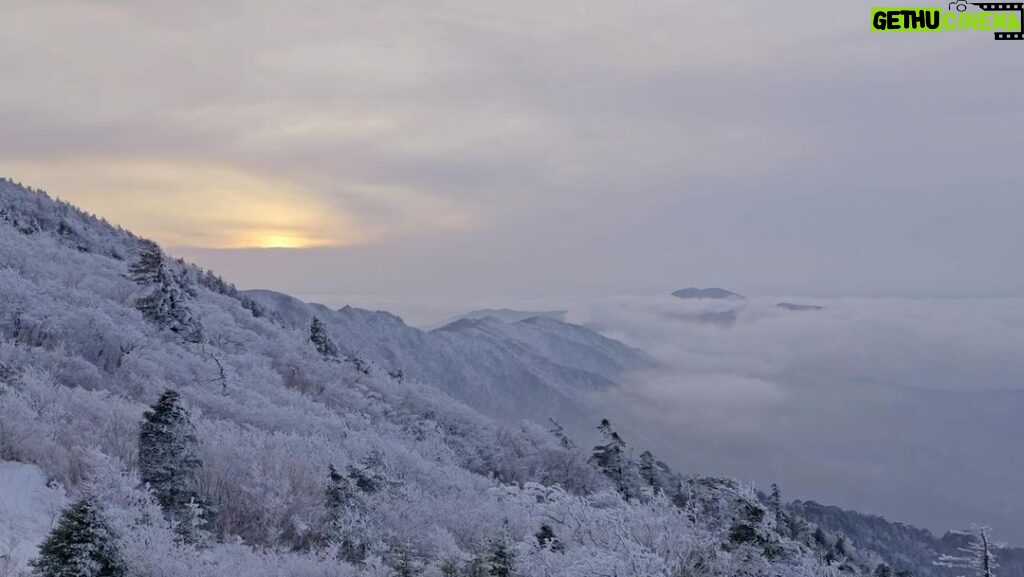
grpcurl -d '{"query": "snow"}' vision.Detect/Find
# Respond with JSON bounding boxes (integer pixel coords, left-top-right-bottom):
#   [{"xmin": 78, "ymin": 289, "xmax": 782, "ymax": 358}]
[{"xmin": 0, "ymin": 461, "xmax": 66, "ymax": 576}]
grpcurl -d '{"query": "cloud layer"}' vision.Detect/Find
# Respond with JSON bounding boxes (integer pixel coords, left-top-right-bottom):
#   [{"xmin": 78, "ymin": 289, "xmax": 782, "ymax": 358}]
[
  {"xmin": 569, "ymin": 296, "xmax": 1024, "ymax": 544},
  {"xmin": 3, "ymin": 1, "xmax": 1024, "ymax": 296}
]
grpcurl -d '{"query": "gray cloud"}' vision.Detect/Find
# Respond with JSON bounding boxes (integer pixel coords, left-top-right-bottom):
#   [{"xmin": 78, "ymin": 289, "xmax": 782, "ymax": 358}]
[
  {"xmin": 573, "ymin": 296, "xmax": 1024, "ymax": 543},
  {"xmin": 3, "ymin": 1, "xmax": 1023, "ymax": 297}
]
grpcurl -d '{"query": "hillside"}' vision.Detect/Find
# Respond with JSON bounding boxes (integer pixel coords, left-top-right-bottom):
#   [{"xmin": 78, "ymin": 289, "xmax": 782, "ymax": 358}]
[
  {"xmin": 0, "ymin": 178, "xmax": 874, "ymax": 576},
  {"xmin": 791, "ymin": 500, "xmax": 1024, "ymax": 577},
  {"xmin": 242, "ymin": 289, "xmax": 652, "ymax": 426}
]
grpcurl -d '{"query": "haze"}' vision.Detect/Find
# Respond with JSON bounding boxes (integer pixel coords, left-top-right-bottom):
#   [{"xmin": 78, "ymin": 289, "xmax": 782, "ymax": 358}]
[{"xmin": 2, "ymin": 1, "xmax": 1023, "ymax": 300}]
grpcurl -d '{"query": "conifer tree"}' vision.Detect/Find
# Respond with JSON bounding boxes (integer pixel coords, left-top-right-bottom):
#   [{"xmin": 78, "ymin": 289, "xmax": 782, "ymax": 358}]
[
  {"xmin": 487, "ymin": 536, "xmax": 515, "ymax": 577},
  {"xmin": 31, "ymin": 498, "xmax": 126, "ymax": 577},
  {"xmin": 638, "ymin": 450, "xmax": 662, "ymax": 491},
  {"xmin": 129, "ymin": 240, "xmax": 202, "ymax": 342},
  {"xmin": 138, "ymin": 389, "xmax": 207, "ymax": 542},
  {"xmin": 548, "ymin": 418, "xmax": 575, "ymax": 450},
  {"xmin": 534, "ymin": 524, "xmax": 563, "ymax": 552},
  {"xmin": 590, "ymin": 419, "xmax": 635, "ymax": 498},
  {"xmin": 324, "ymin": 464, "xmax": 369, "ymax": 563},
  {"xmin": 309, "ymin": 317, "xmax": 338, "ymax": 357}
]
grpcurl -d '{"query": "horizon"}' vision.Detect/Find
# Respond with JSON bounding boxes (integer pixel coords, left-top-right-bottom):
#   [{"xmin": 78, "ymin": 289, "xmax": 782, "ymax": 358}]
[{"xmin": 3, "ymin": 1, "xmax": 1024, "ymax": 301}]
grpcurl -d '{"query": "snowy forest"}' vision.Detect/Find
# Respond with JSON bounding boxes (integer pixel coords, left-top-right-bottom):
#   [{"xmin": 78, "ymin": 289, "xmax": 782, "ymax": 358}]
[{"xmin": 0, "ymin": 178, "xmax": 1014, "ymax": 577}]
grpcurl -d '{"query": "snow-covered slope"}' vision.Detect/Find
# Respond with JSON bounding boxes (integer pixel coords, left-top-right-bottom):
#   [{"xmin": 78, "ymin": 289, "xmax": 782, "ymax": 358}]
[
  {"xmin": 0, "ymin": 461, "xmax": 66, "ymax": 575},
  {"xmin": 242, "ymin": 289, "xmax": 652, "ymax": 423},
  {"xmin": 0, "ymin": 178, "xmax": 910, "ymax": 576},
  {"xmin": 424, "ymin": 308, "xmax": 567, "ymax": 329}
]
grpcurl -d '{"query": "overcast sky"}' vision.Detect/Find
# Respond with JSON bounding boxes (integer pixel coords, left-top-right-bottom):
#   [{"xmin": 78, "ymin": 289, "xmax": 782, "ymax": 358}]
[{"xmin": 2, "ymin": 1, "xmax": 1023, "ymax": 307}]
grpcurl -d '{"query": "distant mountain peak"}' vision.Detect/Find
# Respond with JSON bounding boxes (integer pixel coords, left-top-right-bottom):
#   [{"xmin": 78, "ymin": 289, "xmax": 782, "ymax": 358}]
[
  {"xmin": 671, "ymin": 287, "xmax": 744, "ymax": 300},
  {"xmin": 776, "ymin": 302, "xmax": 825, "ymax": 312}
]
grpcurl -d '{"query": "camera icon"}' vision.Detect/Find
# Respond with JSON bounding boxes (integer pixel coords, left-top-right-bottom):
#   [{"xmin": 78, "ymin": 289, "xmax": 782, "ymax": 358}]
[{"xmin": 949, "ymin": 0, "xmax": 969, "ymax": 11}]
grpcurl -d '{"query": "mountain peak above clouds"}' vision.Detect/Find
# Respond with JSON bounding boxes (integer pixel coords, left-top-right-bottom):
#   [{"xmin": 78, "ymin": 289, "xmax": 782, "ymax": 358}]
[{"xmin": 671, "ymin": 287, "xmax": 745, "ymax": 300}]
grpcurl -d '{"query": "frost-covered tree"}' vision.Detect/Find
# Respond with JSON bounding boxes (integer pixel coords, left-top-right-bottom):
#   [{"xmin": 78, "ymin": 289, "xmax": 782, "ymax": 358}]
[
  {"xmin": 347, "ymin": 450, "xmax": 386, "ymax": 494},
  {"xmin": 937, "ymin": 525, "xmax": 998, "ymax": 577},
  {"xmin": 534, "ymin": 524, "xmax": 563, "ymax": 552},
  {"xmin": 138, "ymin": 389, "xmax": 207, "ymax": 542},
  {"xmin": 323, "ymin": 464, "xmax": 370, "ymax": 563},
  {"xmin": 486, "ymin": 534, "xmax": 515, "ymax": 577},
  {"xmin": 548, "ymin": 418, "xmax": 575, "ymax": 450},
  {"xmin": 309, "ymin": 317, "xmax": 338, "ymax": 357},
  {"xmin": 30, "ymin": 498, "xmax": 126, "ymax": 577},
  {"xmin": 638, "ymin": 450, "xmax": 662, "ymax": 492},
  {"xmin": 129, "ymin": 240, "xmax": 202, "ymax": 342},
  {"xmin": 590, "ymin": 419, "xmax": 636, "ymax": 499}
]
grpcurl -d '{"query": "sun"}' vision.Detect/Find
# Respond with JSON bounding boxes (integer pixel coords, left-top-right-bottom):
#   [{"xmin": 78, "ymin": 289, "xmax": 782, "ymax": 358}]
[{"xmin": 254, "ymin": 234, "xmax": 312, "ymax": 249}]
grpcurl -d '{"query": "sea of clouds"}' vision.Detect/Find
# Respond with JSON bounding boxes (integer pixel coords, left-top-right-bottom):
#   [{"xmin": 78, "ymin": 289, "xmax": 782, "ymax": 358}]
[{"xmin": 566, "ymin": 295, "xmax": 1024, "ymax": 545}]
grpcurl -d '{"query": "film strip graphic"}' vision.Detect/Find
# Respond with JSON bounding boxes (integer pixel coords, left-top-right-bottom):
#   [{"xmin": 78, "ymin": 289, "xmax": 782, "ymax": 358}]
[{"xmin": 972, "ymin": 2, "xmax": 1024, "ymax": 38}]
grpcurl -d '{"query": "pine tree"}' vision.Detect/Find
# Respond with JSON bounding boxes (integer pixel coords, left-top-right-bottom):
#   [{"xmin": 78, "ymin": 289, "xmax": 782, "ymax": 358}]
[
  {"xmin": 129, "ymin": 240, "xmax": 202, "ymax": 342},
  {"xmin": 638, "ymin": 450, "xmax": 661, "ymax": 491},
  {"xmin": 392, "ymin": 545, "xmax": 423, "ymax": 577},
  {"xmin": 31, "ymin": 498, "xmax": 126, "ymax": 577},
  {"xmin": 487, "ymin": 536, "xmax": 515, "ymax": 577},
  {"xmin": 548, "ymin": 418, "xmax": 575, "ymax": 450},
  {"xmin": 309, "ymin": 317, "xmax": 338, "ymax": 357},
  {"xmin": 590, "ymin": 419, "xmax": 633, "ymax": 498},
  {"xmin": 324, "ymin": 465, "xmax": 369, "ymax": 563},
  {"xmin": 768, "ymin": 483, "xmax": 785, "ymax": 533},
  {"xmin": 138, "ymin": 389, "xmax": 207, "ymax": 543},
  {"xmin": 347, "ymin": 450, "xmax": 386, "ymax": 494},
  {"xmin": 534, "ymin": 524, "xmax": 563, "ymax": 552},
  {"xmin": 936, "ymin": 525, "xmax": 998, "ymax": 577}
]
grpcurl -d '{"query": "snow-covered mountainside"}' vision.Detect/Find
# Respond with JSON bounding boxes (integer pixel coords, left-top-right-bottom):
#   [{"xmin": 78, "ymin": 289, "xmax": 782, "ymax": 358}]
[
  {"xmin": 790, "ymin": 501, "xmax": 1024, "ymax": 577},
  {"xmin": 424, "ymin": 309, "xmax": 568, "ymax": 330},
  {"xmin": 242, "ymin": 289, "xmax": 651, "ymax": 424},
  {"xmin": 0, "ymin": 178, "xmax": 953, "ymax": 576}
]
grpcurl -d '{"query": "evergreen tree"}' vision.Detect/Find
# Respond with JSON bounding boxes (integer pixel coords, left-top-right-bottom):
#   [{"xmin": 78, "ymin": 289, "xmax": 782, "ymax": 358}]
[
  {"xmin": 129, "ymin": 240, "xmax": 202, "ymax": 342},
  {"xmin": 347, "ymin": 450, "xmax": 386, "ymax": 494},
  {"xmin": 487, "ymin": 537, "xmax": 515, "ymax": 577},
  {"xmin": 671, "ymin": 478, "xmax": 690, "ymax": 510},
  {"xmin": 392, "ymin": 545, "xmax": 423, "ymax": 577},
  {"xmin": 768, "ymin": 483, "xmax": 786, "ymax": 534},
  {"xmin": 31, "ymin": 498, "xmax": 126, "ymax": 577},
  {"xmin": 309, "ymin": 317, "xmax": 338, "ymax": 357},
  {"xmin": 638, "ymin": 450, "xmax": 661, "ymax": 491},
  {"xmin": 138, "ymin": 389, "xmax": 207, "ymax": 543},
  {"xmin": 547, "ymin": 418, "xmax": 575, "ymax": 450},
  {"xmin": 875, "ymin": 564, "xmax": 894, "ymax": 577},
  {"xmin": 590, "ymin": 419, "xmax": 634, "ymax": 498},
  {"xmin": 324, "ymin": 465, "xmax": 369, "ymax": 563},
  {"xmin": 534, "ymin": 524, "xmax": 563, "ymax": 552}
]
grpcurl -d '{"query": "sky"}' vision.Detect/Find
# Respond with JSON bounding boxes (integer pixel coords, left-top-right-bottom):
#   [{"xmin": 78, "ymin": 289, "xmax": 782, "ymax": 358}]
[{"xmin": 2, "ymin": 1, "xmax": 1024, "ymax": 309}]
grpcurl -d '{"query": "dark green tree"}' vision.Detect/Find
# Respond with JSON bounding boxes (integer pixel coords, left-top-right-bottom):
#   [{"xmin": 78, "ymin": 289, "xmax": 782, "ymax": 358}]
[
  {"xmin": 487, "ymin": 537, "xmax": 515, "ymax": 577},
  {"xmin": 323, "ymin": 465, "xmax": 369, "ymax": 563},
  {"xmin": 534, "ymin": 524, "xmax": 563, "ymax": 552},
  {"xmin": 31, "ymin": 498, "xmax": 126, "ymax": 577},
  {"xmin": 129, "ymin": 240, "xmax": 202, "ymax": 342},
  {"xmin": 638, "ymin": 450, "xmax": 661, "ymax": 491},
  {"xmin": 309, "ymin": 317, "xmax": 338, "ymax": 357},
  {"xmin": 590, "ymin": 419, "xmax": 635, "ymax": 499},
  {"xmin": 138, "ymin": 389, "xmax": 207, "ymax": 543}
]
